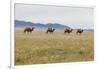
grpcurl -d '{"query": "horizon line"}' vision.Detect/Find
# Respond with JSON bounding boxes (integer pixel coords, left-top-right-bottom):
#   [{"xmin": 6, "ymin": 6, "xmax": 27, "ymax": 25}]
[{"xmin": 15, "ymin": 20, "xmax": 94, "ymax": 29}]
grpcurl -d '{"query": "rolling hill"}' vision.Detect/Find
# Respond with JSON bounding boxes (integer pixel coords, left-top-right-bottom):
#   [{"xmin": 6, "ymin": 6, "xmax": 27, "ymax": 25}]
[{"xmin": 15, "ymin": 20, "xmax": 70, "ymax": 29}]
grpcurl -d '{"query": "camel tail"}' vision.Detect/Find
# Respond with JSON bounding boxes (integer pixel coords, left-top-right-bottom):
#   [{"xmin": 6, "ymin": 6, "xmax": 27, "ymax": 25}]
[
  {"xmin": 24, "ymin": 30, "xmax": 26, "ymax": 33},
  {"xmin": 46, "ymin": 31, "xmax": 48, "ymax": 34}
]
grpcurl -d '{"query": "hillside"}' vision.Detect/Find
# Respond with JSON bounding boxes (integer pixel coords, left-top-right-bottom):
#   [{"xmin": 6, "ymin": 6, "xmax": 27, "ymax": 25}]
[{"xmin": 15, "ymin": 20, "xmax": 70, "ymax": 29}]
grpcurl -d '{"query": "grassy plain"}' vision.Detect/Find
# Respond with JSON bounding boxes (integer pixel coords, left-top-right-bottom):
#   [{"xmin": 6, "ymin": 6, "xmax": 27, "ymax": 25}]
[{"xmin": 15, "ymin": 29, "xmax": 94, "ymax": 65}]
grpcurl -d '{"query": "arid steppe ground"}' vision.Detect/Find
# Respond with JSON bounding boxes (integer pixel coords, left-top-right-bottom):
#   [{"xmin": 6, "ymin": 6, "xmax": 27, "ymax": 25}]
[{"xmin": 15, "ymin": 29, "xmax": 94, "ymax": 65}]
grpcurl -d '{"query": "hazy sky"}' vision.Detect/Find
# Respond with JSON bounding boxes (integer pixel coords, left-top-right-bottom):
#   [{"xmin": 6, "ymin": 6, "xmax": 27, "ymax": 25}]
[{"xmin": 15, "ymin": 4, "xmax": 94, "ymax": 29}]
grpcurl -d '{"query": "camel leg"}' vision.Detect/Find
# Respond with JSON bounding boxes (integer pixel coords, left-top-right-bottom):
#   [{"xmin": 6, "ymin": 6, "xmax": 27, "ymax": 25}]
[
  {"xmin": 30, "ymin": 31, "xmax": 32, "ymax": 34},
  {"xmin": 64, "ymin": 32, "xmax": 66, "ymax": 34}
]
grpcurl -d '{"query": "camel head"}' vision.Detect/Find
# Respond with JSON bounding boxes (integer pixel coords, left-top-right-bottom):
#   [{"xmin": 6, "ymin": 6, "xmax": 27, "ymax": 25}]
[
  {"xmin": 79, "ymin": 29, "xmax": 83, "ymax": 31},
  {"xmin": 70, "ymin": 29, "xmax": 73, "ymax": 32},
  {"xmin": 32, "ymin": 27, "xmax": 34, "ymax": 30},
  {"xmin": 53, "ymin": 28, "xmax": 55, "ymax": 31},
  {"xmin": 81, "ymin": 29, "xmax": 83, "ymax": 32}
]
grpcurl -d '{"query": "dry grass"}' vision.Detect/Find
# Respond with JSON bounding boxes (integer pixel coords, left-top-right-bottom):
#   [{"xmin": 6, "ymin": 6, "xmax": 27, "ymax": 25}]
[{"xmin": 15, "ymin": 29, "xmax": 94, "ymax": 65}]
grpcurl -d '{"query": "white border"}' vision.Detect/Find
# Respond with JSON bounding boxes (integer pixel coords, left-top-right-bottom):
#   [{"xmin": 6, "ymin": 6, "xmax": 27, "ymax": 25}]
[
  {"xmin": 11, "ymin": 0, "xmax": 95, "ymax": 69},
  {"xmin": 10, "ymin": 0, "xmax": 14, "ymax": 68}
]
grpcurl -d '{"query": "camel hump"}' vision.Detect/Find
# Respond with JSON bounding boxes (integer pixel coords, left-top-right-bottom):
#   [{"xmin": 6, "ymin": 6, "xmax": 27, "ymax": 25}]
[{"xmin": 64, "ymin": 28, "xmax": 73, "ymax": 34}]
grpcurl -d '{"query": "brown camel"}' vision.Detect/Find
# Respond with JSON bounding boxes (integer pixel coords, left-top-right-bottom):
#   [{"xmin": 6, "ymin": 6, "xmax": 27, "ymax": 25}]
[
  {"xmin": 64, "ymin": 28, "xmax": 73, "ymax": 34},
  {"xmin": 76, "ymin": 29, "xmax": 83, "ymax": 34},
  {"xmin": 46, "ymin": 28, "xmax": 55, "ymax": 34},
  {"xmin": 24, "ymin": 27, "xmax": 34, "ymax": 33}
]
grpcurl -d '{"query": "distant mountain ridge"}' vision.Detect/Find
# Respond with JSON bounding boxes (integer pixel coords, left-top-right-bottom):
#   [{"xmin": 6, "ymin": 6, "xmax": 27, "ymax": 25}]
[
  {"xmin": 15, "ymin": 20, "xmax": 70, "ymax": 29},
  {"xmin": 15, "ymin": 20, "xmax": 94, "ymax": 32}
]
